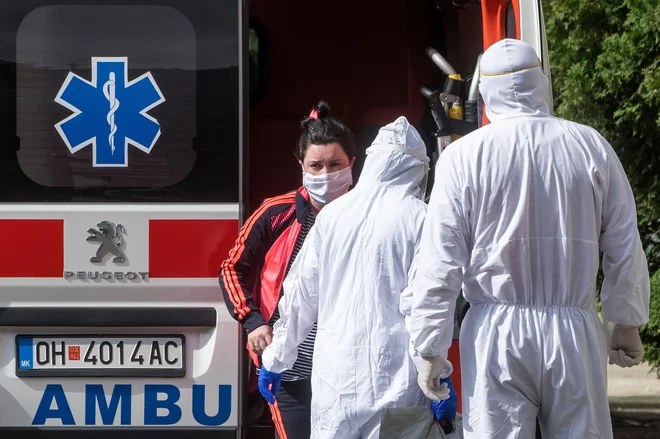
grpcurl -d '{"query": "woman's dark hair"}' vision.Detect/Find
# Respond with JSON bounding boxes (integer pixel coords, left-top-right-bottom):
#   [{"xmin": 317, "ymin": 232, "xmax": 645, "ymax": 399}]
[{"xmin": 295, "ymin": 100, "xmax": 357, "ymax": 161}]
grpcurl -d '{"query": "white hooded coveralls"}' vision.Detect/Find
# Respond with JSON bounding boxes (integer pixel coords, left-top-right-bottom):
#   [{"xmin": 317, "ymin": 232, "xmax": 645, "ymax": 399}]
[
  {"xmin": 261, "ymin": 117, "xmax": 430, "ymax": 439},
  {"xmin": 408, "ymin": 39, "xmax": 650, "ymax": 439}
]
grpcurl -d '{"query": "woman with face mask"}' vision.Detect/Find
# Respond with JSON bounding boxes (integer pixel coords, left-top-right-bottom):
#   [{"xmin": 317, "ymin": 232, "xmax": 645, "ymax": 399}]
[{"xmin": 219, "ymin": 100, "xmax": 356, "ymax": 439}]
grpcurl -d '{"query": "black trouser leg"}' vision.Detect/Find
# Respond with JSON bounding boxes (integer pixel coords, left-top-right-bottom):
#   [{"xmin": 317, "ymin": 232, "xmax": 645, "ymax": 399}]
[{"xmin": 269, "ymin": 379, "xmax": 312, "ymax": 439}]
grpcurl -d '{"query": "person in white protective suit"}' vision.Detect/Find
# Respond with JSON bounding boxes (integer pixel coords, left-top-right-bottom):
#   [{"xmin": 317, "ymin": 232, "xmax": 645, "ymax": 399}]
[
  {"xmin": 258, "ymin": 116, "xmax": 458, "ymax": 438},
  {"xmin": 408, "ymin": 38, "xmax": 651, "ymax": 439}
]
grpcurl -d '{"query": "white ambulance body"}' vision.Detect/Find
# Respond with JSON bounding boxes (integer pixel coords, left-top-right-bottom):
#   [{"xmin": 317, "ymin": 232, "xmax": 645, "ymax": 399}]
[{"xmin": 0, "ymin": 1, "xmax": 246, "ymax": 437}]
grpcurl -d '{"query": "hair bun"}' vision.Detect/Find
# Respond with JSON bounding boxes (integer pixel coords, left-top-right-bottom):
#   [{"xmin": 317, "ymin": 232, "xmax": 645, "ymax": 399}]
[
  {"xmin": 314, "ymin": 100, "xmax": 331, "ymax": 119},
  {"xmin": 300, "ymin": 100, "xmax": 332, "ymax": 128}
]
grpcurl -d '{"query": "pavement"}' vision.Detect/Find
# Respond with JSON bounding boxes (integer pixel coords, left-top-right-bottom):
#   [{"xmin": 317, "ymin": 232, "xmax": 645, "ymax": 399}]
[{"xmin": 608, "ymin": 362, "xmax": 660, "ymax": 438}]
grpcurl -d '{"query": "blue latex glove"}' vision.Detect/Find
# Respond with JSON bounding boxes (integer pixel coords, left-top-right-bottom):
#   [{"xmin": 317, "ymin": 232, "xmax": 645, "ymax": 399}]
[
  {"xmin": 431, "ymin": 377, "xmax": 458, "ymax": 423},
  {"xmin": 258, "ymin": 366, "xmax": 284, "ymax": 405}
]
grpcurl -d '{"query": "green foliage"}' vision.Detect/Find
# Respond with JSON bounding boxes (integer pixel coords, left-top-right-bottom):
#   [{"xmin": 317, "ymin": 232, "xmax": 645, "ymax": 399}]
[
  {"xmin": 546, "ymin": 0, "xmax": 660, "ymax": 203},
  {"xmin": 637, "ymin": 199, "xmax": 660, "ymax": 274},
  {"xmin": 544, "ymin": 0, "xmax": 660, "ymax": 365},
  {"xmin": 639, "ymin": 270, "xmax": 660, "ymax": 369}
]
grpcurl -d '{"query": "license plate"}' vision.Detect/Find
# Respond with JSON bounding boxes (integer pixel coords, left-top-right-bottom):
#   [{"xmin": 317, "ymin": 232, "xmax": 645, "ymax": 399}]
[{"xmin": 15, "ymin": 335, "xmax": 185, "ymax": 377}]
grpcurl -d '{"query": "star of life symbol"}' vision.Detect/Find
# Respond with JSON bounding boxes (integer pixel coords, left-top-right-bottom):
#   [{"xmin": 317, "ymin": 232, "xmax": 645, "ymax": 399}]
[{"xmin": 54, "ymin": 57, "xmax": 166, "ymax": 167}]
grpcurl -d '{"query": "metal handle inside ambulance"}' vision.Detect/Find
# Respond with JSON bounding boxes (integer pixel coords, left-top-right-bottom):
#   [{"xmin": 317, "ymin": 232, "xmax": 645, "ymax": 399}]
[
  {"xmin": 426, "ymin": 47, "xmax": 456, "ymax": 76},
  {"xmin": 420, "ymin": 86, "xmax": 453, "ymax": 160},
  {"xmin": 420, "ymin": 49, "xmax": 481, "ymax": 157},
  {"xmin": 420, "ymin": 87, "xmax": 475, "ymax": 138},
  {"xmin": 464, "ymin": 54, "xmax": 482, "ymax": 125},
  {"xmin": 426, "ymin": 47, "xmax": 463, "ymax": 117}
]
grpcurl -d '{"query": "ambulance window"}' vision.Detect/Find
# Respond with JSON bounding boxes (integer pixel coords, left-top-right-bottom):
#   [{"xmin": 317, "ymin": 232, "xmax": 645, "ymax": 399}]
[
  {"xmin": 505, "ymin": 2, "xmax": 517, "ymax": 39},
  {"xmin": 0, "ymin": 1, "xmax": 242, "ymax": 203}
]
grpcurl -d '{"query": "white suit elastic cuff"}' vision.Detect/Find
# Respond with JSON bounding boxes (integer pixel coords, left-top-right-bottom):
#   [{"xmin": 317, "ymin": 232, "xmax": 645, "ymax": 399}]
[{"xmin": 260, "ymin": 348, "xmax": 285, "ymax": 374}]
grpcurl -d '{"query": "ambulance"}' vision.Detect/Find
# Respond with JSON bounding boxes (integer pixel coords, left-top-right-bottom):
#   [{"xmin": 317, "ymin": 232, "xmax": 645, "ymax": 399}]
[{"xmin": 0, "ymin": 0, "xmax": 550, "ymax": 438}]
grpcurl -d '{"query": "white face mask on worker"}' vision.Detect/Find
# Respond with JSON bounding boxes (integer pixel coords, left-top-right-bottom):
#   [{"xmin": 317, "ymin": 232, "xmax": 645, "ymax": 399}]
[{"xmin": 302, "ymin": 166, "xmax": 353, "ymax": 206}]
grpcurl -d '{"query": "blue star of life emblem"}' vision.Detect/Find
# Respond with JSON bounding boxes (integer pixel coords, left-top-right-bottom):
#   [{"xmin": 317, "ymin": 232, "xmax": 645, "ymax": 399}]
[{"xmin": 54, "ymin": 57, "xmax": 166, "ymax": 167}]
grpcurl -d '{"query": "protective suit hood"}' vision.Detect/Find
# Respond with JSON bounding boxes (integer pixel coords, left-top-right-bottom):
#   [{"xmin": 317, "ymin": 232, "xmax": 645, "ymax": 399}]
[
  {"xmin": 479, "ymin": 38, "xmax": 551, "ymax": 122},
  {"xmin": 358, "ymin": 116, "xmax": 429, "ymax": 196}
]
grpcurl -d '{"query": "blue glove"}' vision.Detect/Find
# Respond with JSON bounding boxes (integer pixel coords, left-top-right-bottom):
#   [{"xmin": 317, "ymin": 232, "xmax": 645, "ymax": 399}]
[
  {"xmin": 258, "ymin": 367, "xmax": 284, "ymax": 405},
  {"xmin": 431, "ymin": 377, "xmax": 458, "ymax": 423}
]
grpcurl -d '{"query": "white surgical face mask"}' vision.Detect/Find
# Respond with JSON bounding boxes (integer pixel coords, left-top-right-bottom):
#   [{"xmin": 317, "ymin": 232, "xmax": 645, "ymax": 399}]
[{"xmin": 302, "ymin": 166, "xmax": 353, "ymax": 206}]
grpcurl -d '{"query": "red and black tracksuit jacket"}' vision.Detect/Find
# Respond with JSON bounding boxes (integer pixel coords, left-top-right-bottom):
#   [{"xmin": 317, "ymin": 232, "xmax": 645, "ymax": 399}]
[{"xmin": 219, "ymin": 187, "xmax": 313, "ymax": 367}]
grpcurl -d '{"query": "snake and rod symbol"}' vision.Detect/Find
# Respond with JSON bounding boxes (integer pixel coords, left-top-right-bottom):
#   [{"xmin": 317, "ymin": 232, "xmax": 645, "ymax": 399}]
[{"xmin": 102, "ymin": 72, "xmax": 120, "ymax": 154}]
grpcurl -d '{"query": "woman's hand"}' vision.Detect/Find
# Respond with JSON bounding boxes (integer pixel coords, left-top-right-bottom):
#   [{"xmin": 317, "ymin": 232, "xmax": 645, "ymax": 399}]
[{"xmin": 248, "ymin": 324, "xmax": 273, "ymax": 355}]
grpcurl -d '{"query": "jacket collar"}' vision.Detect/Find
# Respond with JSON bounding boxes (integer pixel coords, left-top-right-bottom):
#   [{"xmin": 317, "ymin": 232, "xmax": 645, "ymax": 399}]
[{"xmin": 295, "ymin": 186, "xmax": 313, "ymax": 223}]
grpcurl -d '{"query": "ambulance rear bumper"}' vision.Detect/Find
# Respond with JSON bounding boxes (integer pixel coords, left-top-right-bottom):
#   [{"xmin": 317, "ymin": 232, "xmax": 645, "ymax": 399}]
[{"xmin": 0, "ymin": 428, "xmax": 239, "ymax": 438}]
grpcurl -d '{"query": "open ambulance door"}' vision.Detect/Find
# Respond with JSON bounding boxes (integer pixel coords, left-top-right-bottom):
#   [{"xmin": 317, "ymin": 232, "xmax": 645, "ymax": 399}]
[{"xmin": 481, "ymin": 0, "xmax": 553, "ymax": 121}]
